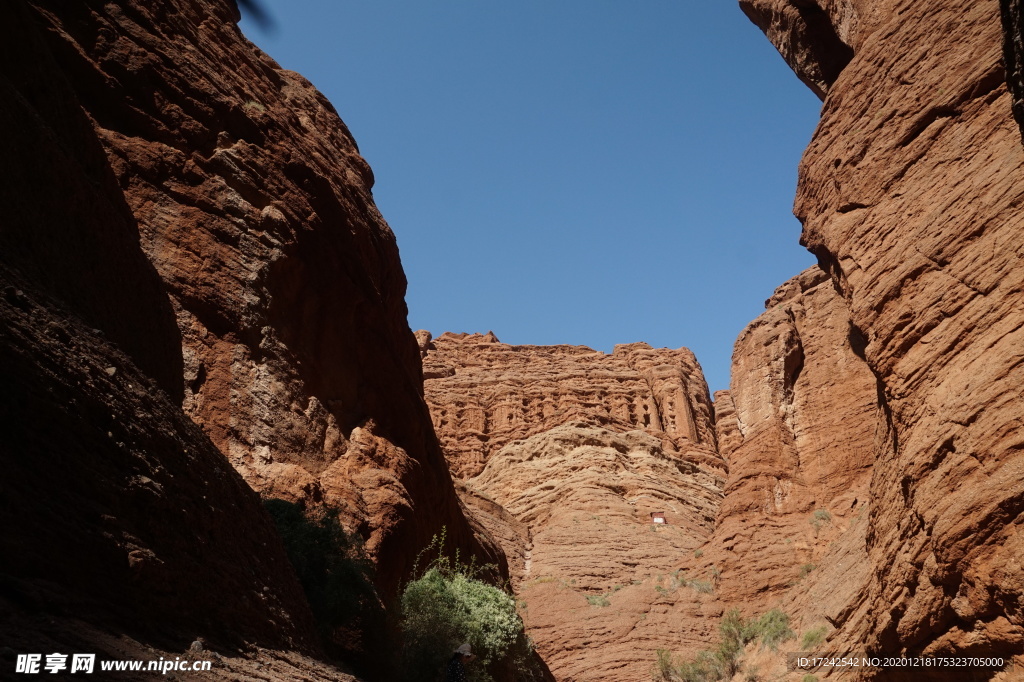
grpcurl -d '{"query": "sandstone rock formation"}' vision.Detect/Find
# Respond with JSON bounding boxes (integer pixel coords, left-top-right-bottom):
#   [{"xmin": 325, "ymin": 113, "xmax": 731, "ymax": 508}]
[
  {"xmin": 422, "ymin": 332, "xmax": 723, "ymax": 478},
  {"xmin": 2, "ymin": 0, "xmax": 507, "ymax": 676},
  {"xmin": 0, "ymin": 0, "xmax": 315, "ymax": 654},
  {"xmin": 692, "ymin": 268, "xmax": 878, "ymax": 611},
  {"xmin": 473, "ymin": 424, "xmax": 723, "ymax": 681},
  {"xmin": 23, "ymin": 0, "xmax": 497, "ymax": 598},
  {"xmin": 745, "ymin": 0, "xmax": 1024, "ymax": 673},
  {"xmin": 423, "ymin": 334, "xmax": 726, "ymax": 680}
]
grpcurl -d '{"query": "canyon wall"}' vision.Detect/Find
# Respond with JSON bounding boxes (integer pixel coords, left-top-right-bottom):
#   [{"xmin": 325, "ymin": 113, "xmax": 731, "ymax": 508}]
[
  {"xmin": 700, "ymin": 268, "xmax": 878, "ymax": 617},
  {"xmin": 0, "ymin": 0, "xmax": 317, "ymax": 656},
  {"xmin": 422, "ymin": 332, "xmax": 722, "ymax": 477},
  {"xmin": 422, "ymin": 333, "xmax": 725, "ymax": 681},
  {"xmin": 23, "ymin": 0, "xmax": 498, "ymax": 598},
  {"xmin": 744, "ymin": 0, "xmax": 1024, "ymax": 673},
  {"xmin": 2, "ymin": 0, "xmax": 505, "ymax": 675}
]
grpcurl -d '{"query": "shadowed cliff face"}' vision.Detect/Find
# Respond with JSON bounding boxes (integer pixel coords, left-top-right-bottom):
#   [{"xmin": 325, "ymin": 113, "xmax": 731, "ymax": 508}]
[
  {"xmin": 739, "ymin": 0, "xmax": 861, "ymax": 99},
  {"xmin": 748, "ymin": 0, "xmax": 1024, "ymax": 671},
  {"xmin": 0, "ymin": 0, "xmax": 316, "ymax": 654},
  {"xmin": 1, "ymin": 0, "xmax": 505, "ymax": 672},
  {"xmin": 1002, "ymin": 0, "xmax": 1024, "ymax": 141},
  {"xmin": 22, "ymin": 0, "xmax": 500, "ymax": 598}
]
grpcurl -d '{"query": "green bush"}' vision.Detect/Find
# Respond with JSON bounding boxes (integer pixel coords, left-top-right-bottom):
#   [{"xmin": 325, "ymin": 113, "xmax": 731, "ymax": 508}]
[
  {"xmin": 801, "ymin": 625, "xmax": 829, "ymax": 650},
  {"xmin": 587, "ymin": 594, "xmax": 611, "ymax": 607},
  {"xmin": 263, "ymin": 499, "xmax": 379, "ymax": 648},
  {"xmin": 654, "ymin": 609, "xmax": 796, "ymax": 681},
  {"xmin": 810, "ymin": 509, "xmax": 832, "ymax": 531},
  {"xmin": 399, "ymin": 532, "xmax": 536, "ymax": 682},
  {"xmin": 689, "ymin": 579, "xmax": 714, "ymax": 594},
  {"xmin": 749, "ymin": 608, "xmax": 795, "ymax": 651}
]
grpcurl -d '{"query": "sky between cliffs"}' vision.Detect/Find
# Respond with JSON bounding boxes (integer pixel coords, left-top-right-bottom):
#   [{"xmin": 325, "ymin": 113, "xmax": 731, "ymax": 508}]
[{"xmin": 240, "ymin": 1, "xmax": 821, "ymax": 393}]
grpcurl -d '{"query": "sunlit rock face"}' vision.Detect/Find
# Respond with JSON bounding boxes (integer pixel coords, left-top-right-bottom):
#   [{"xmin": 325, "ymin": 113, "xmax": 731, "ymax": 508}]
[
  {"xmin": 748, "ymin": 0, "xmax": 1024, "ymax": 669},
  {"xmin": 422, "ymin": 331, "xmax": 724, "ymax": 478},
  {"xmin": 422, "ymin": 332, "xmax": 726, "ymax": 681}
]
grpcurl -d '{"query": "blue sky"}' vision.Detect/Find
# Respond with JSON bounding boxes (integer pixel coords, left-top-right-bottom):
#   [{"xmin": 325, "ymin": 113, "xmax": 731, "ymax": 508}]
[{"xmin": 240, "ymin": 1, "xmax": 822, "ymax": 393}]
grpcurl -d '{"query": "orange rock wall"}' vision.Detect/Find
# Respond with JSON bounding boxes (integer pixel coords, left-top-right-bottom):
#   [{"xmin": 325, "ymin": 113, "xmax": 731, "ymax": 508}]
[
  {"xmin": 701, "ymin": 268, "xmax": 878, "ymax": 609},
  {"xmin": 747, "ymin": 0, "xmax": 1024, "ymax": 669},
  {"xmin": 422, "ymin": 332, "xmax": 722, "ymax": 478},
  {"xmin": 422, "ymin": 333, "xmax": 726, "ymax": 680},
  {"xmin": 26, "ymin": 0, "xmax": 498, "ymax": 596}
]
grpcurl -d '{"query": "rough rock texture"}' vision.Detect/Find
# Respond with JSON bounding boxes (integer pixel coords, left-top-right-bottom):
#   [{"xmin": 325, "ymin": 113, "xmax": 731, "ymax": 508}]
[
  {"xmin": 422, "ymin": 332, "xmax": 723, "ymax": 478},
  {"xmin": 748, "ymin": 0, "xmax": 1024, "ymax": 673},
  {"xmin": 696, "ymin": 268, "xmax": 878, "ymax": 611},
  {"xmin": 739, "ymin": 0, "xmax": 860, "ymax": 99},
  {"xmin": 25, "ymin": 0, "xmax": 497, "ymax": 596},
  {"xmin": 0, "ymin": 0, "xmax": 315, "ymax": 653},
  {"xmin": 0, "ymin": 596, "xmax": 361, "ymax": 682},
  {"xmin": 423, "ymin": 335, "xmax": 725, "ymax": 680},
  {"xmin": 471, "ymin": 424, "xmax": 722, "ymax": 681}
]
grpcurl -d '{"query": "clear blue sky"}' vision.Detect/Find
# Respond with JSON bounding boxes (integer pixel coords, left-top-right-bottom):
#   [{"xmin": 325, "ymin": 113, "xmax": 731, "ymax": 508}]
[{"xmin": 239, "ymin": 1, "xmax": 821, "ymax": 393}]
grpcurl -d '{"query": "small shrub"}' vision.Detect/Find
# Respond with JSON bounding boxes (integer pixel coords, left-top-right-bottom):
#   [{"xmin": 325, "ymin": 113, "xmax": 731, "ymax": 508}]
[
  {"xmin": 749, "ymin": 609, "xmax": 795, "ymax": 651},
  {"xmin": 694, "ymin": 549, "xmax": 704, "ymax": 558},
  {"xmin": 690, "ymin": 579, "xmax": 714, "ymax": 594},
  {"xmin": 802, "ymin": 675, "xmax": 819, "ymax": 682},
  {"xmin": 801, "ymin": 625, "xmax": 829, "ymax": 650},
  {"xmin": 654, "ymin": 608, "xmax": 796, "ymax": 681},
  {"xmin": 799, "ymin": 563, "xmax": 816, "ymax": 579},
  {"xmin": 263, "ymin": 500, "xmax": 379, "ymax": 648},
  {"xmin": 654, "ymin": 649, "xmax": 676, "ymax": 680},
  {"xmin": 810, "ymin": 509, "xmax": 832, "ymax": 531},
  {"xmin": 587, "ymin": 594, "xmax": 611, "ymax": 607}
]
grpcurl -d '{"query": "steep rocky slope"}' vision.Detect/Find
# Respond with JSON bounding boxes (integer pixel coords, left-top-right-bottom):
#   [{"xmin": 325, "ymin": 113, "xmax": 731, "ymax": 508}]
[
  {"xmin": 422, "ymin": 334, "xmax": 725, "ymax": 680},
  {"xmin": 744, "ymin": 0, "xmax": 1024, "ymax": 673},
  {"xmin": 24, "ymin": 0, "xmax": 498, "ymax": 597},
  {"xmin": 701, "ymin": 268, "xmax": 878, "ymax": 610},
  {"xmin": 0, "ymin": 0, "xmax": 315, "ymax": 656},
  {"xmin": 2, "ymin": 0, "xmax": 508, "ymax": 676}
]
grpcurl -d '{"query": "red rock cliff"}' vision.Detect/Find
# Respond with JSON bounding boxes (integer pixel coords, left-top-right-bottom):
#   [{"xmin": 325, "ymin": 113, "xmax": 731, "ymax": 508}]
[
  {"xmin": 422, "ymin": 333, "xmax": 725, "ymax": 681},
  {"xmin": 0, "ymin": 0, "xmax": 317, "ymax": 656},
  {"xmin": 23, "ymin": 0, "xmax": 498, "ymax": 597},
  {"xmin": 422, "ymin": 332, "xmax": 722, "ymax": 478},
  {"xmin": 746, "ymin": 0, "xmax": 1024, "ymax": 671},
  {"xmin": 704, "ymin": 268, "xmax": 878, "ymax": 611}
]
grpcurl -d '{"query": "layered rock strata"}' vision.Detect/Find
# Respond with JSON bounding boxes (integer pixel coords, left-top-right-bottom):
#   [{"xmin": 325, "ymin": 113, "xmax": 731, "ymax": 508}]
[
  {"xmin": 747, "ymin": 0, "xmax": 1024, "ymax": 672},
  {"xmin": 689, "ymin": 268, "xmax": 879, "ymax": 637},
  {"xmin": 0, "ymin": 0, "xmax": 315, "ymax": 653},
  {"xmin": 423, "ymin": 334, "xmax": 725, "ymax": 680},
  {"xmin": 422, "ymin": 332, "xmax": 722, "ymax": 478},
  {"xmin": 25, "ymin": 0, "xmax": 497, "ymax": 596},
  {"xmin": 473, "ymin": 424, "xmax": 723, "ymax": 681}
]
